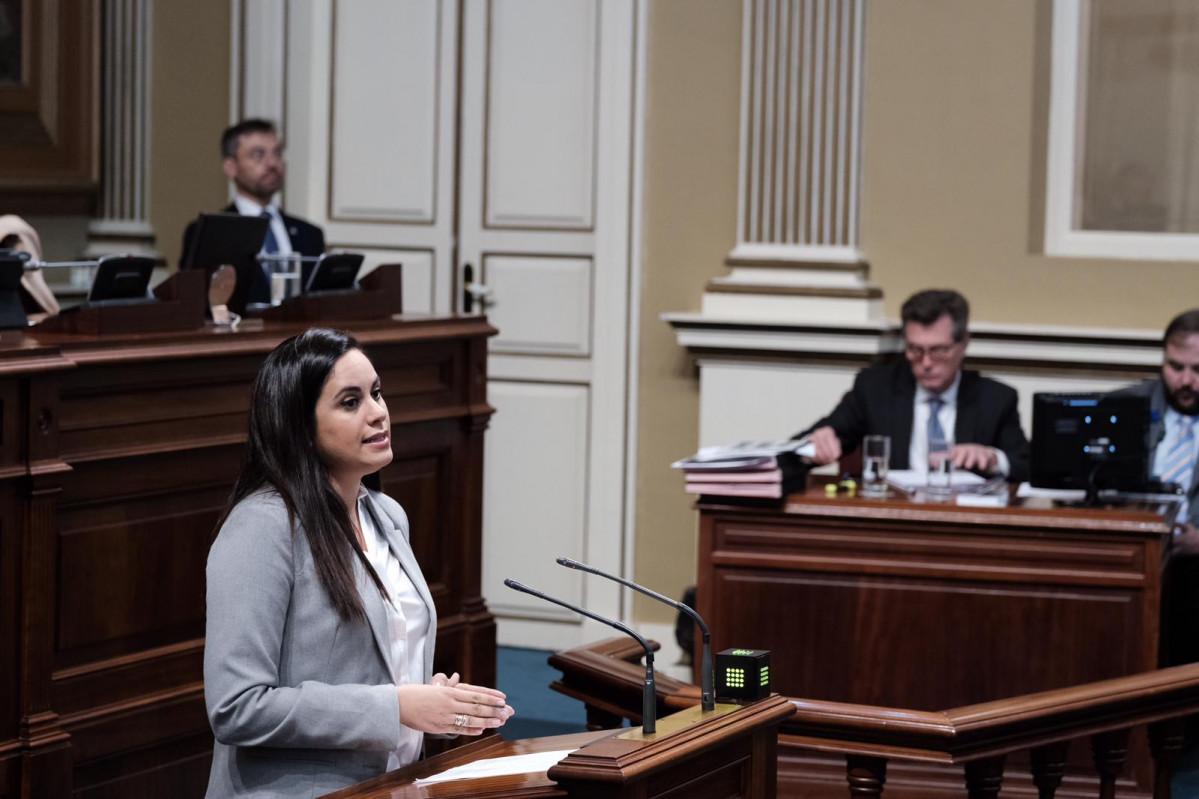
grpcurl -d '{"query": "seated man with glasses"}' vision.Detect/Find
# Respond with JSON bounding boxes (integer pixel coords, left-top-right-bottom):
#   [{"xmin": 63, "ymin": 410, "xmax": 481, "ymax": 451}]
[{"xmin": 797, "ymin": 289, "xmax": 1030, "ymax": 482}]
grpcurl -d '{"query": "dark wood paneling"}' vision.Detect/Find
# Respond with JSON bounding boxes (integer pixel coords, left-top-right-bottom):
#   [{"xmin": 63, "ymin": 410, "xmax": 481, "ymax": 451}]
[
  {"xmin": 0, "ymin": 480, "xmax": 20, "ymax": 744},
  {"xmin": 696, "ymin": 486, "xmax": 1169, "ymax": 795},
  {"xmin": 0, "ymin": 0, "xmax": 98, "ymax": 212},
  {"xmin": 714, "ymin": 569, "xmax": 1142, "ymax": 708}
]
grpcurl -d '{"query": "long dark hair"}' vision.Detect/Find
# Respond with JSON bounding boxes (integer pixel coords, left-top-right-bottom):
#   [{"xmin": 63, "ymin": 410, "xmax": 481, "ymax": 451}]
[{"xmin": 219, "ymin": 328, "xmax": 388, "ymax": 620}]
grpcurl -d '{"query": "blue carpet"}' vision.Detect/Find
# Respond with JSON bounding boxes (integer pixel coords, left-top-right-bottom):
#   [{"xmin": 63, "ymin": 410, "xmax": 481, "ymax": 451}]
[
  {"xmin": 1176, "ymin": 742, "xmax": 1199, "ymax": 798},
  {"xmin": 495, "ymin": 647, "xmax": 590, "ymax": 740}
]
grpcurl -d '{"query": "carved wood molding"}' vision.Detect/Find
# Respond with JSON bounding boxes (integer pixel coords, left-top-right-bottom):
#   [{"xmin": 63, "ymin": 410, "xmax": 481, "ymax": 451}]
[{"xmin": 0, "ymin": 0, "xmax": 99, "ymax": 213}]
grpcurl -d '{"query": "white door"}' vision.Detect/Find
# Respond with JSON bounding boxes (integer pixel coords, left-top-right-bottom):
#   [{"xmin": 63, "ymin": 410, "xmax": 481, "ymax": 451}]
[
  {"xmin": 283, "ymin": 0, "xmax": 460, "ymax": 316},
  {"xmin": 266, "ymin": 0, "xmax": 638, "ymax": 647},
  {"xmin": 458, "ymin": 0, "xmax": 636, "ymax": 647}
]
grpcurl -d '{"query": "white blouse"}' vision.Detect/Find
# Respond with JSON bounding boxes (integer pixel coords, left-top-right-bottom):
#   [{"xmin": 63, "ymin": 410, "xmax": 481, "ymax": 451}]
[{"xmin": 359, "ymin": 493, "xmax": 430, "ymax": 771}]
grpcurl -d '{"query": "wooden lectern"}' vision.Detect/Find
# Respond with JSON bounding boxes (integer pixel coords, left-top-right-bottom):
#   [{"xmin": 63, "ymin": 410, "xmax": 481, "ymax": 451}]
[
  {"xmin": 261, "ymin": 263, "xmax": 403, "ymax": 321},
  {"xmin": 322, "ymin": 695, "xmax": 795, "ymax": 799}
]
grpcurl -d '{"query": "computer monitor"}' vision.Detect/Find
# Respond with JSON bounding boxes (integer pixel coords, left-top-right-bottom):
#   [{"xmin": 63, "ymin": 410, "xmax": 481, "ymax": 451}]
[
  {"xmin": 87, "ymin": 255, "xmax": 155, "ymax": 305},
  {"xmin": 305, "ymin": 252, "xmax": 363, "ymax": 294},
  {"xmin": 180, "ymin": 213, "xmax": 270, "ymax": 314},
  {"xmin": 0, "ymin": 253, "xmax": 27, "ymax": 328},
  {"xmin": 1030, "ymin": 392, "xmax": 1152, "ymax": 502}
]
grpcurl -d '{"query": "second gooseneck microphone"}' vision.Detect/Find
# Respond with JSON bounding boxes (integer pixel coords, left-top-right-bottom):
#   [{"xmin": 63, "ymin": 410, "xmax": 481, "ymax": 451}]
[
  {"xmin": 557, "ymin": 556, "xmax": 715, "ymax": 713},
  {"xmin": 503, "ymin": 578, "xmax": 657, "ymax": 734}
]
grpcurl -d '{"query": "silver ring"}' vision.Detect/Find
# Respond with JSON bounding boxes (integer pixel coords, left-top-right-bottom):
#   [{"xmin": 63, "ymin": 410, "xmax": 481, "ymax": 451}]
[{"xmin": 454, "ymin": 713, "xmax": 469, "ymax": 728}]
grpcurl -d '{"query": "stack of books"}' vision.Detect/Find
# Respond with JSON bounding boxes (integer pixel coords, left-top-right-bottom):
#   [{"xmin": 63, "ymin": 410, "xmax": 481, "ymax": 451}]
[{"xmin": 673, "ymin": 440, "xmax": 812, "ymax": 500}]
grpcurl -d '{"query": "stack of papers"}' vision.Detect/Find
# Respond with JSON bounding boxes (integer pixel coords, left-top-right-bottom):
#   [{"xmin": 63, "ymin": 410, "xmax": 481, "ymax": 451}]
[
  {"xmin": 673, "ymin": 440, "xmax": 812, "ymax": 499},
  {"xmin": 885, "ymin": 469, "xmax": 987, "ymax": 493}
]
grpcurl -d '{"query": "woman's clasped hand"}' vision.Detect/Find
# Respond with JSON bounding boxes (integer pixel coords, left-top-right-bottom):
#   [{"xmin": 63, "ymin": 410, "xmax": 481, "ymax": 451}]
[{"xmin": 398, "ymin": 672, "xmax": 514, "ymax": 736}]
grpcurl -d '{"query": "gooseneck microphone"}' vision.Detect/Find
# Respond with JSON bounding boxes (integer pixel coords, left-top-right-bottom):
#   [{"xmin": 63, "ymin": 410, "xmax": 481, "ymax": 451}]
[
  {"xmin": 557, "ymin": 556, "xmax": 715, "ymax": 713},
  {"xmin": 504, "ymin": 578, "xmax": 656, "ymax": 734}
]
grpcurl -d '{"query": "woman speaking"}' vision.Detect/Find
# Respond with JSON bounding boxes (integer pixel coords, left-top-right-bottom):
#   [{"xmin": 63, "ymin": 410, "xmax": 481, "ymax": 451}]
[{"xmin": 203, "ymin": 328, "xmax": 513, "ymax": 798}]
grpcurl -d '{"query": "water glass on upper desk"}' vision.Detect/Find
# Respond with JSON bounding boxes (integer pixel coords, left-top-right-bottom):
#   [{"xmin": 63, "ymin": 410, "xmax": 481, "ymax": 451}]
[
  {"xmin": 926, "ymin": 457, "xmax": 953, "ymax": 500},
  {"xmin": 861, "ymin": 435, "xmax": 890, "ymax": 497}
]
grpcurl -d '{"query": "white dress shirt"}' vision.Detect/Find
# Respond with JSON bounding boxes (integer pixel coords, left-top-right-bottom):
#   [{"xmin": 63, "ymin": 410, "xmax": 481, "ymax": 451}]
[
  {"xmin": 1153, "ymin": 407, "xmax": 1199, "ymax": 486},
  {"xmin": 909, "ymin": 373, "xmax": 1010, "ymax": 476},
  {"xmin": 232, "ymin": 194, "xmax": 294, "ymax": 255},
  {"xmin": 359, "ymin": 491, "xmax": 430, "ymax": 771}
]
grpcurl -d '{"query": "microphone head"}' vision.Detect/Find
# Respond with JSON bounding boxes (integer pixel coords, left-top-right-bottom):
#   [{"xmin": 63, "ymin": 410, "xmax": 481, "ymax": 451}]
[
  {"xmin": 556, "ymin": 556, "xmax": 579, "ymax": 568},
  {"xmin": 503, "ymin": 578, "xmax": 523, "ymax": 590}
]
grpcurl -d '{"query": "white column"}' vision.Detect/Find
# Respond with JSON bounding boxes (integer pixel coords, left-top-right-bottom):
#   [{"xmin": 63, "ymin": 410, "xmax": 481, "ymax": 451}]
[
  {"xmin": 704, "ymin": 0, "xmax": 875, "ymax": 325},
  {"xmin": 86, "ymin": 0, "xmax": 157, "ymax": 259},
  {"xmin": 231, "ymin": 0, "xmax": 288, "ymax": 126}
]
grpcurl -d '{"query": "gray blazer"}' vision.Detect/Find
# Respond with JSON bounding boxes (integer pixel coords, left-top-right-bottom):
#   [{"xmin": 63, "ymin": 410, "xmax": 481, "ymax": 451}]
[
  {"xmin": 203, "ymin": 488, "xmax": 437, "ymax": 798},
  {"xmin": 1112, "ymin": 378, "xmax": 1199, "ymax": 525}
]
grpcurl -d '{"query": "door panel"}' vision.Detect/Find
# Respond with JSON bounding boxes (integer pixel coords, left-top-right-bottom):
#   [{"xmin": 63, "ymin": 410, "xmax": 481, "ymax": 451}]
[
  {"xmin": 482, "ymin": 381, "xmax": 589, "ymax": 621},
  {"xmin": 331, "ymin": 0, "xmax": 441, "ymax": 223},
  {"xmin": 287, "ymin": 0, "xmax": 459, "ymax": 315},
  {"xmin": 484, "ymin": 0, "xmax": 599, "ymax": 229},
  {"xmin": 484, "ymin": 254, "xmax": 593, "ymax": 355},
  {"xmin": 279, "ymin": 0, "xmax": 636, "ymax": 648},
  {"xmin": 461, "ymin": 0, "xmax": 634, "ymax": 648}
]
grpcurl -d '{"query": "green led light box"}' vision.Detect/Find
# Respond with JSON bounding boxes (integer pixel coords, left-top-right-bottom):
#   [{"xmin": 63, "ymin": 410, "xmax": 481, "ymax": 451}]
[{"xmin": 715, "ymin": 647, "xmax": 771, "ymax": 702}]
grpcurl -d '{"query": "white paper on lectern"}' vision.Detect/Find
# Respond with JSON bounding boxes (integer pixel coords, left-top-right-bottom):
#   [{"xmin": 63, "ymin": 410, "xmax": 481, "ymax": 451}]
[{"xmin": 413, "ymin": 749, "xmax": 577, "ymax": 785}]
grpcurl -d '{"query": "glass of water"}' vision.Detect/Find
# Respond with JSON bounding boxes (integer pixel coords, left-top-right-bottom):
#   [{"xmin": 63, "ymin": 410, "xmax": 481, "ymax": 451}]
[
  {"xmin": 926, "ymin": 456, "xmax": 953, "ymax": 500},
  {"xmin": 861, "ymin": 435, "xmax": 890, "ymax": 497}
]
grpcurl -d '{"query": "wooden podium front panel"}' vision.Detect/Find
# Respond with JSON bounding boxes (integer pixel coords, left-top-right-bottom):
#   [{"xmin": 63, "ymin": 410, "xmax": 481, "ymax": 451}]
[
  {"xmin": 708, "ymin": 524, "xmax": 1155, "ymax": 708},
  {"xmin": 697, "ymin": 488, "xmax": 1169, "ymax": 794},
  {"xmin": 0, "ymin": 317, "xmax": 497, "ymax": 799},
  {"xmin": 699, "ymin": 492, "xmax": 1165, "ymax": 708}
]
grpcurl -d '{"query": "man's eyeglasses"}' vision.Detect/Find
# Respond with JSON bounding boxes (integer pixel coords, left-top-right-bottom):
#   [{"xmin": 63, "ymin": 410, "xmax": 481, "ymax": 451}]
[{"xmin": 904, "ymin": 343, "xmax": 959, "ymax": 362}]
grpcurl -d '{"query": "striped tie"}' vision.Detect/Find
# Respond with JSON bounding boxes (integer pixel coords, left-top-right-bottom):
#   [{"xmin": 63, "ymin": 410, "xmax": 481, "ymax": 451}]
[
  {"xmin": 927, "ymin": 396, "xmax": 948, "ymax": 454},
  {"xmin": 1162, "ymin": 416, "xmax": 1197, "ymax": 488},
  {"xmin": 260, "ymin": 210, "xmax": 280, "ymax": 255}
]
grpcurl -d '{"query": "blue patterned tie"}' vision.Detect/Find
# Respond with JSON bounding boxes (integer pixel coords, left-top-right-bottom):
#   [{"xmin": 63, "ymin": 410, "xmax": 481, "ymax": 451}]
[
  {"xmin": 1162, "ymin": 416, "xmax": 1196, "ymax": 488},
  {"xmin": 260, "ymin": 210, "xmax": 280, "ymax": 255},
  {"xmin": 927, "ymin": 396, "xmax": 948, "ymax": 455}
]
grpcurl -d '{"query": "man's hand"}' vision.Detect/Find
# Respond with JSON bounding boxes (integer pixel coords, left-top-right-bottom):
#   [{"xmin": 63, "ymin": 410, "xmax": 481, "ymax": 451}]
[
  {"xmin": 946, "ymin": 444, "xmax": 998, "ymax": 473},
  {"xmin": 806, "ymin": 426, "xmax": 842, "ymax": 466},
  {"xmin": 1172, "ymin": 524, "xmax": 1199, "ymax": 556}
]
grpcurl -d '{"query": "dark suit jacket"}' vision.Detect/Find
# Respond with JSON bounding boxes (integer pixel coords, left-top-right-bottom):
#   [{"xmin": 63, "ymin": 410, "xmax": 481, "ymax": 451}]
[
  {"xmin": 181, "ymin": 203, "xmax": 326, "ymax": 304},
  {"xmin": 1111, "ymin": 378, "xmax": 1199, "ymax": 526},
  {"xmin": 798, "ymin": 361, "xmax": 1031, "ymax": 482}
]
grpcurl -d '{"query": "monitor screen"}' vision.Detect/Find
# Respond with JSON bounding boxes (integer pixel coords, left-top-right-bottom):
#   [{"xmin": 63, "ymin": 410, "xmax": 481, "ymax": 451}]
[
  {"xmin": 88, "ymin": 255, "xmax": 155, "ymax": 304},
  {"xmin": 181, "ymin": 213, "xmax": 270, "ymax": 314},
  {"xmin": 1030, "ymin": 392, "xmax": 1151, "ymax": 493},
  {"xmin": 305, "ymin": 252, "xmax": 363, "ymax": 294}
]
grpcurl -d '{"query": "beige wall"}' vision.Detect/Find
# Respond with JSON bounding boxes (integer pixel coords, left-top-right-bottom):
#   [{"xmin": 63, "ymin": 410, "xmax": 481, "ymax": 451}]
[
  {"xmin": 862, "ymin": 1, "xmax": 1198, "ymax": 328},
  {"xmin": 149, "ymin": 1, "xmax": 232, "ymax": 270},
  {"xmin": 630, "ymin": 1, "xmax": 1199, "ymax": 623},
  {"xmin": 632, "ymin": 0, "xmax": 743, "ymax": 624}
]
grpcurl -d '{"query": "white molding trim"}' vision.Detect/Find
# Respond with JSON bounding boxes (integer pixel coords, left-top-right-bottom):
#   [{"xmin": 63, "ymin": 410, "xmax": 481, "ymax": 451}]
[
  {"xmin": 1044, "ymin": 0, "xmax": 1199, "ymax": 261},
  {"xmin": 87, "ymin": 0, "xmax": 157, "ymax": 258},
  {"xmin": 727, "ymin": 243, "xmax": 866, "ymax": 263},
  {"xmin": 229, "ymin": 0, "xmax": 242, "ymax": 124},
  {"xmin": 735, "ymin": 0, "xmax": 866, "ymax": 255},
  {"xmin": 237, "ymin": 0, "xmax": 288, "ymax": 126},
  {"xmin": 665, "ymin": 312, "xmax": 1163, "ymax": 369},
  {"xmin": 621, "ymin": 0, "xmax": 648, "ymax": 625}
]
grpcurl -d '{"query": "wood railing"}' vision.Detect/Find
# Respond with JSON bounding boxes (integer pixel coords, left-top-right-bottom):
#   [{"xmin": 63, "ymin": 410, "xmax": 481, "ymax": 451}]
[{"xmin": 549, "ymin": 639, "xmax": 1199, "ymax": 798}]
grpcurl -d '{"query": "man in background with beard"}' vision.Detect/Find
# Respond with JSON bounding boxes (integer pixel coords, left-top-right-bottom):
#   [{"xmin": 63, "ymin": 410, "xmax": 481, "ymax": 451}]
[
  {"xmin": 181, "ymin": 118, "xmax": 325, "ymax": 304},
  {"xmin": 1116, "ymin": 309, "xmax": 1199, "ymax": 666},
  {"xmin": 1117, "ymin": 309, "xmax": 1199, "ymax": 526}
]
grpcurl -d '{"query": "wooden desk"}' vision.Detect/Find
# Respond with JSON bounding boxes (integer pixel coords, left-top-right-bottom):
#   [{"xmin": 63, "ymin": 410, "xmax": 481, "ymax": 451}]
[
  {"xmin": 695, "ymin": 485, "xmax": 1174, "ymax": 794},
  {"xmin": 0, "ymin": 316, "xmax": 497, "ymax": 799}
]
